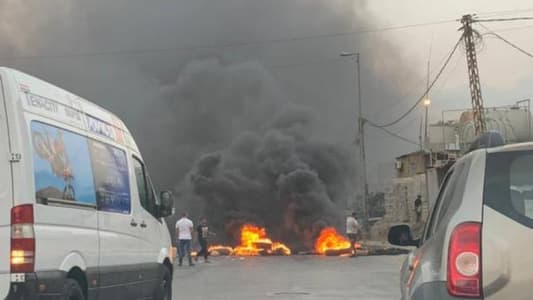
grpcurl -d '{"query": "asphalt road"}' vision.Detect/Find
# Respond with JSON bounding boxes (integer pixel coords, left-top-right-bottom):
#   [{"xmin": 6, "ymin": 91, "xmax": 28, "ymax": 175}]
[{"xmin": 172, "ymin": 255, "xmax": 405, "ymax": 300}]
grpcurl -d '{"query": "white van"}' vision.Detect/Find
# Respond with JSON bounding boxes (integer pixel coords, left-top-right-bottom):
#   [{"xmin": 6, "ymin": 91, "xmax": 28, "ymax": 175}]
[{"xmin": 0, "ymin": 67, "xmax": 175, "ymax": 300}]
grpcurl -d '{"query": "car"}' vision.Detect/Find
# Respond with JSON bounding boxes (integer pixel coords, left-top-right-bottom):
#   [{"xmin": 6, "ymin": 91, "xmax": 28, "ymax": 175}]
[
  {"xmin": 0, "ymin": 67, "xmax": 175, "ymax": 300},
  {"xmin": 388, "ymin": 132, "xmax": 533, "ymax": 299}
]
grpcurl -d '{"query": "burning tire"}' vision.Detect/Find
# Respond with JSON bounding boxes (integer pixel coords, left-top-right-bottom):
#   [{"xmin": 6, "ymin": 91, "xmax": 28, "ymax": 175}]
[{"xmin": 324, "ymin": 247, "xmax": 353, "ymax": 256}]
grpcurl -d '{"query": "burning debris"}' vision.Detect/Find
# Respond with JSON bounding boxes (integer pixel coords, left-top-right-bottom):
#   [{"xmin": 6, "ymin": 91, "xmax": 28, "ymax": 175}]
[
  {"xmin": 205, "ymin": 224, "xmax": 367, "ymax": 257},
  {"xmin": 208, "ymin": 224, "xmax": 292, "ymax": 256},
  {"xmin": 208, "ymin": 245, "xmax": 234, "ymax": 256},
  {"xmin": 314, "ymin": 227, "xmax": 361, "ymax": 256},
  {"xmin": 186, "ymin": 102, "xmax": 355, "ymax": 251}
]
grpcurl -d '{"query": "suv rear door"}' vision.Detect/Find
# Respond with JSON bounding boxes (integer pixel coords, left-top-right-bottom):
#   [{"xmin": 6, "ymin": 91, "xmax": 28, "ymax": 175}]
[
  {"xmin": 482, "ymin": 149, "xmax": 533, "ymax": 299},
  {"xmin": 0, "ymin": 76, "xmax": 13, "ymax": 298}
]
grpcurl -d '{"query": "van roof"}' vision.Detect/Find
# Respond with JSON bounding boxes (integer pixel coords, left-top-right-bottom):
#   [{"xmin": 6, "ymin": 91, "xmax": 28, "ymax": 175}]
[{"xmin": 0, "ymin": 67, "xmax": 141, "ymax": 154}]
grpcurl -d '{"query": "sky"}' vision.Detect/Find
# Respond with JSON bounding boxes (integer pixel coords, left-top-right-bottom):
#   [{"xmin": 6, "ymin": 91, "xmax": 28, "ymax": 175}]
[
  {"xmin": 365, "ymin": 0, "xmax": 533, "ymax": 116},
  {"xmin": 1, "ymin": 0, "xmax": 533, "ymax": 192},
  {"xmin": 360, "ymin": 0, "xmax": 533, "ymax": 187}
]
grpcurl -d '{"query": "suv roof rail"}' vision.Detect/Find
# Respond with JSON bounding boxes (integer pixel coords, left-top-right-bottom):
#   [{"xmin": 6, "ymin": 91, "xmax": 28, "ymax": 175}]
[{"xmin": 467, "ymin": 131, "xmax": 505, "ymax": 153}]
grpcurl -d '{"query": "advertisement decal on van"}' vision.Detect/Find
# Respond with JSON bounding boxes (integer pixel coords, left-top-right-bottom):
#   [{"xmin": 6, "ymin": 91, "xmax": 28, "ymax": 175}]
[
  {"xmin": 31, "ymin": 121, "xmax": 131, "ymax": 213},
  {"xmin": 32, "ymin": 121, "xmax": 97, "ymax": 205},
  {"xmin": 88, "ymin": 140, "xmax": 131, "ymax": 214}
]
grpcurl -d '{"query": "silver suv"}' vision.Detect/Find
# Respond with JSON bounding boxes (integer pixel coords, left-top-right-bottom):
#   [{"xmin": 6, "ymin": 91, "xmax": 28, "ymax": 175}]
[{"xmin": 389, "ymin": 134, "xmax": 533, "ymax": 299}]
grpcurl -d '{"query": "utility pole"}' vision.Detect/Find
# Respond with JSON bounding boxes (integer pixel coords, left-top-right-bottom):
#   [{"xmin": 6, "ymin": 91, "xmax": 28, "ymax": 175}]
[
  {"xmin": 424, "ymin": 58, "xmax": 431, "ymax": 147},
  {"xmin": 461, "ymin": 14, "xmax": 486, "ymax": 136},
  {"xmin": 340, "ymin": 52, "xmax": 369, "ymax": 225},
  {"xmin": 423, "ymin": 56, "xmax": 431, "ymax": 217},
  {"xmin": 358, "ymin": 54, "xmax": 370, "ymax": 226}
]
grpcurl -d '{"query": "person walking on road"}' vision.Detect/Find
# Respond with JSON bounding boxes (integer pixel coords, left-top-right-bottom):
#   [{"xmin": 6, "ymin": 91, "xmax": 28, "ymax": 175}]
[
  {"xmin": 195, "ymin": 218, "xmax": 214, "ymax": 263},
  {"xmin": 414, "ymin": 195, "xmax": 423, "ymax": 223},
  {"xmin": 346, "ymin": 212, "xmax": 360, "ymax": 257},
  {"xmin": 176, "ymin": 212, "xmax": 194, "ymax": 266}
]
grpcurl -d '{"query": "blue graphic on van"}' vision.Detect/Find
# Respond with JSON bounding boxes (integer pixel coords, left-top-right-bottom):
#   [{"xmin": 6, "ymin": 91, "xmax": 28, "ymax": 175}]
[
  {"xmin": 86, "ymin": 115, "xmax": 116, "ymax": 142},
  {"xmin": 88, "ymin": 140, "xmax": 131, "ymax": 214},
  {"xmin": 32, "ymin": 122, "xmax": 97, "ymax": 204}
]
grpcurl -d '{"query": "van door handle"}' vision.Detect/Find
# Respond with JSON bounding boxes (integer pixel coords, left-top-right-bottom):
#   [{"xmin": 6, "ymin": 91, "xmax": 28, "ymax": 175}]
[
  {"xmin": 140, "ymin": 221, "xmax": 147, "ymax": 228},
  {"xmin": 130, "ymin": 219, "xmax": 138, "ymax": 227}
]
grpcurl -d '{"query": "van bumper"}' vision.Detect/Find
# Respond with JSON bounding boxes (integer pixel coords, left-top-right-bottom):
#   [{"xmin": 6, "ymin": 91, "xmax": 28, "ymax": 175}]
[{"xmin": 5, "ymin": 271, "xmax": 66, "ymax": 300}]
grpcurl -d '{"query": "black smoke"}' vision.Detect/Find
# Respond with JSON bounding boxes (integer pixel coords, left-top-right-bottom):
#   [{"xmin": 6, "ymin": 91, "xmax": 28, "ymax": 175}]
[
  {"xmin": 185, "ymin": 99, "xmax": 355, "ymax": 249},
  {"xmin": 0, "ymin": 1, "xmax": 417, "ymax": 247}
]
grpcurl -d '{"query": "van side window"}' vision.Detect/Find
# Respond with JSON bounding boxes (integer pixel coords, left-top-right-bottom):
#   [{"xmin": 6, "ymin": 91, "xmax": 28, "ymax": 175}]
[
  {"xmin": 133, "ymin": 157, "xmax": 158, "ymax": 218},
  {"xmin": 88, "ymin": 140, "xmax": 131, "ymax": 214},
  {"xmin": 31, "ymin": 121, "xmax": 97, "ymax": 207},
  {"xmin": 31, "ymin": 121, "xmax": 131, "ymax": 214}
]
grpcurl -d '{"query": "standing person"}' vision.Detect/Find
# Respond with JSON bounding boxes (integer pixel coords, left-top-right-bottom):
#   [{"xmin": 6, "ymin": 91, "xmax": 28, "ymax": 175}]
[
  {"xmin": 346, "ymin": 212, "xmax": 360, "ymax": 257},
  {"xmin": 176, "ymin": 212, "xmax": 194, "ymax": 267},
  {"xmin": 414, "ymin": 195, "xmax": 422, "ymax": 223},
  {"xmin": 195, "ymin": 218, "xmax": 214, "ymax": 263}
]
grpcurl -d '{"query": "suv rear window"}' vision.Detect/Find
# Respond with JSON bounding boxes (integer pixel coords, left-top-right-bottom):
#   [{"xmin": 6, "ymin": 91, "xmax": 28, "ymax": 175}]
[{"xmin": 484, "ymin": 150, "xmax": 533, "ymax": 227}]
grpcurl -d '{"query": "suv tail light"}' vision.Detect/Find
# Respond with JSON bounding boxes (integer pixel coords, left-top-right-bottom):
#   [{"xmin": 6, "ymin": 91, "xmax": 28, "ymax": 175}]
[
  {"xmin": 11, "ymin": 204, "xmax": 35, "ymax": 273},
  {"xmin": 447, "ymin": 222, "xmax": 481, "ymax": 298}
]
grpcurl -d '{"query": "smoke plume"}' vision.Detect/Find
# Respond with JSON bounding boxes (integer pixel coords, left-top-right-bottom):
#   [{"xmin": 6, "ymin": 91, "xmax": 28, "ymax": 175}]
[{"xmin": 0, "ymin": 0, "xmax": 416, "ymax": 247}]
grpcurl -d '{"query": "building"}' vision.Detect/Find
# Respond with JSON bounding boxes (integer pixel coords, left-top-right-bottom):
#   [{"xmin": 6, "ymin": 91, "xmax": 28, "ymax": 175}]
[{"xmin": 370, "ymin": 100, "xmax": 532, "ymax": 241}]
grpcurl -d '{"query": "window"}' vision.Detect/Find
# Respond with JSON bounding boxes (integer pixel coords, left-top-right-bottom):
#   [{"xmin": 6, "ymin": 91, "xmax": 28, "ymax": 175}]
[
  {"xmin": 133, "ymin": 157, "xmax": 158, "ymax": 218},
  {"xmin": 31, "ymin": 121, "xmax": 97, "ymax": 207},
  {"xmin": 510, "ymin": 156, "xmax": 533, "ymax": 218},
  {"xmin": 421, "ymin": 157, "xmax": 472, "ymax": 243},
  {"xmin": 88, "ymin": 140, "xmax": 131, "ymax": 214},
  {"xmin": 422, "ymin": 169, "xmax": 453, "ymax": 242},
  {"xmin": 485, "ymin": 151, "xmax": 533, "ymax": 227},
  {"xmin": 433, "ymin": 158, "xmax": 471, "ymax": 232},
  {"xmin": 31, "ymin": 121, "xmax": 131, "ymax": 213}
]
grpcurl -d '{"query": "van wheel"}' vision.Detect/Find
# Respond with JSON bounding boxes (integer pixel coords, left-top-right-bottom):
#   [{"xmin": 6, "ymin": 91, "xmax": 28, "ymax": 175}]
[
  {"xmin": 154, "ymin": 266, "xmax": 172, "ymax": 300},
  {"xmin": 61, "ymin": 278, "xmax": 85, "ymax": 300}
]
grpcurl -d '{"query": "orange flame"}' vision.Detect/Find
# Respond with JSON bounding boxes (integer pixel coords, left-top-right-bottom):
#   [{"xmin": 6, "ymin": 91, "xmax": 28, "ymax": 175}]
[
  {"xmin": 272, "ymin": 242, "xmax": 292, "ymax": 255},
  {"xmin": 208, "ymin": 245, "xmax": 234, "ymax": 256},
  {"xmin": 233, "ymin": 224, "xmax": 291, "ymax": 256},
  {"xmin": 314, "ymin": 227, "xmax": 352, "ymax": 254}
]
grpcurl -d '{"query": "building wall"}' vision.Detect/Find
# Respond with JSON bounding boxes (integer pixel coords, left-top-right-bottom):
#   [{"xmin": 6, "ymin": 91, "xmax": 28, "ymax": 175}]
[
  {"xmin": 370, "ymin": 173, "xmax": 438, "ymax": 241},
  {"xmin": 396, "ymin": 152, "xmax": 427, "ymax": 178}
]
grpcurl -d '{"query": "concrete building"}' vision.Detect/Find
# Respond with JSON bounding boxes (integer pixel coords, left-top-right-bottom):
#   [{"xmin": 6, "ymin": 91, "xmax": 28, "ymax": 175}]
[{"xmin": 370, "ymin": 100, "xmax": 532, "ymax": 241}]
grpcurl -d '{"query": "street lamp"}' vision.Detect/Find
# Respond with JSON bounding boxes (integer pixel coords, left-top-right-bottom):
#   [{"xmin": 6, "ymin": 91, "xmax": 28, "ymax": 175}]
[
  {"xmin": 424, "ymin": 97, "xmax": 431, "ymax": 148},
  {"xmin": 340, "ymin": 51, "xmax": 357, "ymax": 57},
  {"xmin": 340, "ymin": 51, "xmax": 369, "ymax": 225}
]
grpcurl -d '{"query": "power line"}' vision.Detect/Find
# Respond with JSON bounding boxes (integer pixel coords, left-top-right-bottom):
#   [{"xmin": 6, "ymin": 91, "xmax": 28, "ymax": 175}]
[
  {"xmin": 369, "ymin": 36, "xmax": 463, "ymax": 128},
  {"xmin": 0, "ymin": 19, "xmax": 456, "ymax": 61},
  {"xmin": 476, "ymin": 16, "xmax": 533, "ymax": 23},
  {"xmin": 371, "ymin": 32, "xmax": 464, "ymax": 122},
  {"xmin": 495, "ymin": 24, "xmax": 533, "ymax": 33},
  {"xmin": 476, "ymin": 8, "xmax": 533, "ymax": 17},
  {"xmin": 480, "ymin": 24, "xmax": 533, "ymax": 59},
  {"xmin": 366, "ymin": 119, "xmax": 420, "ymax": 146},
  {"xmin": 269, "ymin": 57, "xmax": 345, "ymax": 70}
]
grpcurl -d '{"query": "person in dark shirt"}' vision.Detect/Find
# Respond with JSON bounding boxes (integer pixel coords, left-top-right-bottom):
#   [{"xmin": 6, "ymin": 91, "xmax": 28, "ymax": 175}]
[
  {"xmin": 195, "ymin": 218, "xmax": 214, "ymax": 263},
  {"xmin": 414, "ymin": 195, "xmax": 422, "ymax": 223}
]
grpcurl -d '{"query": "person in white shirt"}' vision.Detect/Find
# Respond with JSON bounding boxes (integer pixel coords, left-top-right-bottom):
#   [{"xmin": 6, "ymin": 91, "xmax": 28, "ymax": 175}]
[
  {"xmin": 176, "ymin": 212, "xmax": 194, "ymax": 266},
  {"xmin": 346, "ymin": 212, "xmax": 360, "ymax": 257}
]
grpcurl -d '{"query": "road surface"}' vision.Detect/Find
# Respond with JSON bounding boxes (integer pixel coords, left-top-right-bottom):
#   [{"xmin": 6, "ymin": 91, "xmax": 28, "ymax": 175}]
[{"xmin": 172, "ymin": 255, "xmax": 404, "ymax": 300}]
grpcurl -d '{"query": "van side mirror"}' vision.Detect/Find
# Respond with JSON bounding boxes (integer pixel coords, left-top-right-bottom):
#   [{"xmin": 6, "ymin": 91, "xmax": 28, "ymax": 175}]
[
  {"xmin": 159, "ymin": 191, "xmax": 174, "ymax": 218},
  {"xmin": 388, "ymin": 224, "xmax": 419, "ymax": 247}
]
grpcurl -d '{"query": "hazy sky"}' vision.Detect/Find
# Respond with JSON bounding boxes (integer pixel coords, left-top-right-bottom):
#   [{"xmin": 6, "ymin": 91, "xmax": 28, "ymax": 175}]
[
  {"xmin": 361, "ymin": 1, "xmax": 533, "ymax": 185},
  {"xmin": 366, "ymin": 0, "xmax": 533, "ymax": 116}
]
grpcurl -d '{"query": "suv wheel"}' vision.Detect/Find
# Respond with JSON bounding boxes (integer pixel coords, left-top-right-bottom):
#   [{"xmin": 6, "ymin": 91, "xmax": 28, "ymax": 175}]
[{"xmin": 61, "ymin": 278, "xmax": 85, "ymax": 300}]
